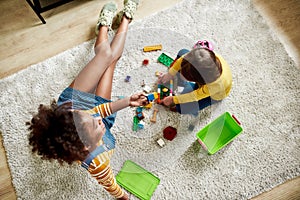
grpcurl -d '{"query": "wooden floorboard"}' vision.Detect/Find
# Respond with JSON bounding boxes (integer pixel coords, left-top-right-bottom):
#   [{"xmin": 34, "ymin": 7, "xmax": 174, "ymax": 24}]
[{"xmin": 0, "ymin": 0, "xmax": 299, "ymax": 199}]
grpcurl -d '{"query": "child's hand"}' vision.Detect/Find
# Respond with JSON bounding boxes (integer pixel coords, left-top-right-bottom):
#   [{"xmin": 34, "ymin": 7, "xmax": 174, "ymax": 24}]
[
  {"xmin": 157, "ymin": 72, "xmax": 173, "ymax": 84},
  {"xmin": 129, "ymin": 93, "xmax": 148, "ymax": 107},
  {"xmin": 160, "ymin": 96, "xmax": 174, "ymax": 107}
]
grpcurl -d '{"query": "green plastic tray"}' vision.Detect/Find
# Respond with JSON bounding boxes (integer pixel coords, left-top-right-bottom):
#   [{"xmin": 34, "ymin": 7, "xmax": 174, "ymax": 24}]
[
  {"xmin": 196, "ymin": 112, "xmax": 243, "ymax": 155},
  {"xmin": 116, "ymin": 160, "xmax": 160, "ymax": 200}
]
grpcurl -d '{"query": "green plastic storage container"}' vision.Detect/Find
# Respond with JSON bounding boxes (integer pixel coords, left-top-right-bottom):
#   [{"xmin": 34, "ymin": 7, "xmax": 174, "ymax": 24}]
[
  {"xmin": 196, "ymin": 112, "xmax": 243, "ymax": 155},
  {"xmin": 116, "ymin": 160, "xmax": 160, "ymax": 200}
]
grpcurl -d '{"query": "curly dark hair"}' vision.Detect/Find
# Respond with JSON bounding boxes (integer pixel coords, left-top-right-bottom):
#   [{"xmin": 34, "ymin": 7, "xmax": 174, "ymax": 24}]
[
  {"xmin": 26, "ymin": 100, "xmax": 89, "ymax": 165},
  {"xmin": 180, "ymin": 48, "xmax": 222, "ymax": 85}
]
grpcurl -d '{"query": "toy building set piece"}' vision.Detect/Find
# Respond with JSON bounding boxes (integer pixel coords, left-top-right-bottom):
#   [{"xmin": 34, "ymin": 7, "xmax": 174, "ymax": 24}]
[
  {"xmin": 150, "ymin": 108, "xmax": 159, "ymax": 123},
  {"xmin": 158, "ymin": 84, "xmax": 171, "ymax": 99},
  {"xmin": 143, "ymin": 85, "xmax": 152, "ymax": 93},
  {"xmin": 169, "ymin": 80, "xmax": 173, "ymax": 96},
  {"xmin": 146, "ymin": 92, "xmax": 158, "ymax": 103},
  {"xmin": 196, "ymin": 112, "xmax": 243, "ymax": 155},
  {"xmin": 125, "ymin": 75, "xmax": 131, "ymax": 82},
  {"xmin": 156, "ymin": 138, "xmax": 165, "ymax": 147},
  {"xmin": 116, "ymin": 160, "xmax": 160, "ymax": 200},
  {"xmin": 136, "ymin": 107, "xmax": 145, "ymax": 120},
  {"xmin": 157, "ymin": 53, "xmax": 174, "ymax": 67},
  {"xmin": 132, "ymin": 116, "xmax": 140, "ymax": 131},
  {"xmin": 142, "ymin": 59, "xmax": 149, "ymax": 66},
  {"xmin": 133, "ymin": 107, "xmax": 146, "ymax": 131},
  {"xmin": 156, "ymin": 84, "xmax": 171, "ymax": 103},
  {"xmin": 143, "ymin": 44, "xmax": 162, "ymax": 52},
  {"xmin": 163, "ymin": 126, "xmax": 177, "ymax": 141},
  {"xmin": 155, "ymin": 71, "xmax": 163, "ymax": 77}
]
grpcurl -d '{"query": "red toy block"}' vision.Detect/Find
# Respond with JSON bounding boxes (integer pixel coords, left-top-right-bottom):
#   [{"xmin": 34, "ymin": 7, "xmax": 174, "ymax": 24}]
[
  {"xmin": 163, "ymin": 126, "xmax": 177, "ymax": 141},
  {"xmin": 143, "ymin": 59, "xmax": 149, "ymax": 65}
]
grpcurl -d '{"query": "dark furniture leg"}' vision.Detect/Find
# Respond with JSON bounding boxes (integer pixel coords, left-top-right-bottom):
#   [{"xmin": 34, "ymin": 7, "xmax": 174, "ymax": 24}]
[
  {"xmin": 26, "ymin": 0, "xmax": 46, "ymax": 24},
  {"xmin": 26, "ymin": 0, "xmax": 73, "ymax": 24}
]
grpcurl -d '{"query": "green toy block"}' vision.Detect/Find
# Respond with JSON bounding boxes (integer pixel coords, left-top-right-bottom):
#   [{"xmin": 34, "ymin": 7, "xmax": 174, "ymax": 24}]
[
  {"xmin": 159, "ymin": 84, "xmax": 170, "ymax": 99},
  {"xmin": 157, "ymin": 53, "xmax": 174, "ymax": 67},
  {"xmin": 133, "ymin": 116, "xmax": 139, "ymax": 131}
]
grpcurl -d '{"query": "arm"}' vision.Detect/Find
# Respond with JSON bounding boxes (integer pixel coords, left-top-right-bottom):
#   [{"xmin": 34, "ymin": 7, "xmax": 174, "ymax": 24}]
[
  {"xmin": 168, "ymin": 56, "xmax": 183, "ymax": 76},
  {"xmin": 85, "ymin": 93, "xmax": 147, "ymax": 118},
  {"xmin": 157, "ymin": 57, "xmax": 184, "ymax": 84},
  {"xmin": 173, "ymin": 85, "xmax": 210, "ymax": 104},
  {"xmin": 160, "ymin": 85, "xmax": 210, "ymax": 106}
]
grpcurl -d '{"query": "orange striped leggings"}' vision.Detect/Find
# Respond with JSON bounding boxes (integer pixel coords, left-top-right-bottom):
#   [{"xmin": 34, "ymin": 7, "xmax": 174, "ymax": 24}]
[{"xmin": 89, "ymin": 158, "xmax": 124, "ymax": 198}]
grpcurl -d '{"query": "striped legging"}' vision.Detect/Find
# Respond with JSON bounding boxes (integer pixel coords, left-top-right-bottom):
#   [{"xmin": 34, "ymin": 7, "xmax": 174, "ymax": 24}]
[{"xmin": 88, "ymin": 150, "xmax": 124, "ymax": 198}]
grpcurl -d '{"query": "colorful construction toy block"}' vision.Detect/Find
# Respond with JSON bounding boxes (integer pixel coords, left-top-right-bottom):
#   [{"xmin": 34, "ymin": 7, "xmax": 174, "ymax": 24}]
[
  {"xmin": 144, "ymin": 102, "xmax": 153, "ymax": 109},
  {"xmin": 155, "ymin": 71, "xmax": 163, "ymax": 77},
  {"xmin": 159, "ymin": 85, "xmax": 170, "ymax": 99},
  {"xmin": 143, "ymin": 44, "xmax": 162, "ymax": 52},
  {"xmin": 136, "ymin": 107, "xmax": 145, "ymax": 120},
  {"xmin": 163, "ymin": 126, "xmax": 177, "ymax": 141},
  {"xmin": 157, "ymin": 53, "xmax": 174, "ymax": 67},
  {"xmin": 125, "ymin": 75, "xmax": 131, "ymax": 82},
  {"xmin": 133, "ymin": 116, "xmax": 139, "ymax": 131},
  {"xmin": 136, "ymin": 112, "xmax": 144, "ymax": 120},
  {"xmin": 142, "ymin": 59, "xmax": 149, "ymax": 65},
  {"xmin": 138, "ymin": 121, "xmax": 145, "ymax": 129},
  {"xmin": 143, "ymin": 85, "xmax": 152, "ymax": 93},
  {"xmin": 150, "ymin": 108, "xmax": 158, "ymax": 123},
  {"xmin": 156, "ymin": 138, "xmax": 165, "ymax": 147},
  {"xmin": 146, "ymin": 92, "xmax": 158, "ymax": 102},
  {"xmin": 136, "ymin": 107, "xmax": 143, "ymax": 113}
]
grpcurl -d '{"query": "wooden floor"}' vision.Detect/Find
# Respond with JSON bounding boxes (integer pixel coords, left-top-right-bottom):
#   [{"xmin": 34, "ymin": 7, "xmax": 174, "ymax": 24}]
[{"xmin": 0, "ymin": 0, "xmax": 299, "ymax": 199}]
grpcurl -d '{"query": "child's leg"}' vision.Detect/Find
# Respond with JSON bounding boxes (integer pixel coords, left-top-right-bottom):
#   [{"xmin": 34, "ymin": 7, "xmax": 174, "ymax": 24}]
[
  {"xmin": 176, "ymin": 97, "xmax": 221, "ymax": 115},
  {"xmin": 95, "ymin": 16, "xmax": 130, "ymax": 99},
  {"xmin": 90, "ymin": 160, "xmax": 126, "ymax": 199},
  {"xmin": 181, "ymin": 81, "xmax": 197, "ymax": 93},
  {"xmin": 69, "ymin": 26, "xmax": 113, "ymax": 93},
  {"xmin": 69, "ymin": 3, "xmax": 118, "ymax": 93}
]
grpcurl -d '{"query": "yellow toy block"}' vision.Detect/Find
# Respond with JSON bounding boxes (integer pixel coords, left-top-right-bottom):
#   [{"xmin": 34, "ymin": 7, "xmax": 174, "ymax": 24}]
[
  {"xmin": 144, "ymin": 102, "xmax": 153, "ymax": 109},
  {"xmin": 143, "ymin": 44, "xmax": 162, "ymax": 52}
]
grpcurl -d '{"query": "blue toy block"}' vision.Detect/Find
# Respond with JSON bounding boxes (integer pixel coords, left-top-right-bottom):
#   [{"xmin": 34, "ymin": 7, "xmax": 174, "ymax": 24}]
[
  {"xmin": 136, "ymin": 107, "xmax": 143, "ymax": 113},
  {"xmin": 147, "ymin": 93, "xmax": 155, "ymax": 102},
  {"xmin": 136, "ymin": 112, "xmax": 145, "ymax": 120},
  {"xmin": 125, "ymin": 76, "xmax": 131, "ymax": 82}
]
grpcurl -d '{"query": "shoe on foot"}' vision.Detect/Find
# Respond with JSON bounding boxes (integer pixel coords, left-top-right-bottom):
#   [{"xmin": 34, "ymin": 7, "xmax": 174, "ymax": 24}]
[
  {"xmin": 111, "ymin": 0, "xmax": 139, "ymax": 30},
  {"xmin": 123, "ymin": 0, "xmax": 139, "ymax": 20},
  {"xmin": 112, "ymin": 11, "xmax": 124, "ymax": 31},
  {"xmin": 95, "ymin": 2, "xmax": 117, "ymax": 35}
]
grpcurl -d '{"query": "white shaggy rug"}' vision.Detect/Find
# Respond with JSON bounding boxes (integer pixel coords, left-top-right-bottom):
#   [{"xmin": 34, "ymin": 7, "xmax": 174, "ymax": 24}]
[{"xmin": 0, "ymin": 0, "xmax": 299, "ymax": 199}]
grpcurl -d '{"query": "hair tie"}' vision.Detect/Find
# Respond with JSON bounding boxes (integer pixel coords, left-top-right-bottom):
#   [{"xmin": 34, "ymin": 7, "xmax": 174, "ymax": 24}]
[{"xmin": 193, "ymin": 40, "xmax": 214, "ymax": 51}]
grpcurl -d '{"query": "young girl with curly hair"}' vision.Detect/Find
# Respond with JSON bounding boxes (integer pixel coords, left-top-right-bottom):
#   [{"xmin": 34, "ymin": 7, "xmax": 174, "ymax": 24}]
[{"xmin": 27, "ymin": 1, "xmax": 142, "ymax": 199}]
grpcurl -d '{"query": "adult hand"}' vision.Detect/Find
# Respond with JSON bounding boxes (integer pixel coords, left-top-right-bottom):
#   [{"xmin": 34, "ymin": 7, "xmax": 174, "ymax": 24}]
[
  {"xmin": 160, "ymin": 96, "xmax": 174, "ymax": 107},
  {"xmin": 129, "ymin": 93, "xmax": 148, "ymax": 107},
  {"xmin": 157, "ymin": 72, "xmax": 173, "ymax": 84}
]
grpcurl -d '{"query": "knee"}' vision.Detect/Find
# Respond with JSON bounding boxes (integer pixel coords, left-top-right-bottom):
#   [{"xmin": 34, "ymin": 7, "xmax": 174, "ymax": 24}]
[{"xmin": 94, "ymin": 45, "xmax": 113, "ymax": 60}]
